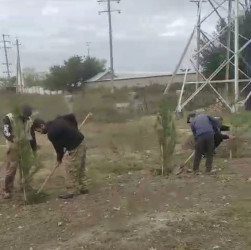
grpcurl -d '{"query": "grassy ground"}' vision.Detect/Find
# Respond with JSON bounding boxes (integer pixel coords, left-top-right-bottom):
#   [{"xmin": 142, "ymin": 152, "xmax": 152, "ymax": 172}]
[
  {"xmin": 0, "ymin": 89, "xmax": 251, "ymax": 249},
  {"xmin": 1, "ymin": 119, "xmax": 251, "ymax": 250}
]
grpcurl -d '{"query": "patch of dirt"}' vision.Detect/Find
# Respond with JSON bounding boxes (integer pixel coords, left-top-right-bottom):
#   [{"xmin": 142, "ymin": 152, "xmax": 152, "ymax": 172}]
[
  {"xmin": 229, "ymin": 158, "xmax": 251, "ymax": 178},
  {"xmin": 1, "ymin": 158, "xmax": 251, "ymax": 250},
  {"xmin": 1, "ymin": 118, "xmax": 251, "ymax": 250}
]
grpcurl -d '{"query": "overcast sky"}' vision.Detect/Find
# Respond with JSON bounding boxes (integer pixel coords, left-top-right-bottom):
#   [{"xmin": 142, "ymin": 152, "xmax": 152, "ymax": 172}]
[{"xmin": 0, "ymin": 0, "xmax": 232, "ymax": 76}]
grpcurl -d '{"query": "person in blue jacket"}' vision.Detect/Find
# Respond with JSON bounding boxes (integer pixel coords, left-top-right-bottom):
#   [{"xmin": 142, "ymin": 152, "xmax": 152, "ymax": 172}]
[{"xmin": 188, "ymin": 113, "xmax": 223, "ymax": 173}]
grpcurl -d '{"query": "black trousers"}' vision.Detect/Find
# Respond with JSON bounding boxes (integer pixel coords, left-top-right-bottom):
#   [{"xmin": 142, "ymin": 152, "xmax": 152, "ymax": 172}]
[{"xmin": 193, "ymin": 133, "xmax": 214, "ymax": 172}]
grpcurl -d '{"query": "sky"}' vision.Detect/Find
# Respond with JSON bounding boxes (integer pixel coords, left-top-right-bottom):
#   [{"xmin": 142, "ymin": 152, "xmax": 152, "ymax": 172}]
[{"xmin": 0, "ymin": 0, "xmax": 234, "ymax": 76}]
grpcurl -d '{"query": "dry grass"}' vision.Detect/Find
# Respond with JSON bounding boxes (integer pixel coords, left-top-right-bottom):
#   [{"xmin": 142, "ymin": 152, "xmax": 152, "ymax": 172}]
[
  {"xmin": 2, "ymin": 88, "xmax": 251, "ymax": 249},
  {"xmin": 0, "ymin": 87, "xmax": 243, "ymax": 187},
  {"xmin": 83, "ymin": 116, "xmax": 161, "ymax": 188},
  {"xmin": 0, "ymin": 93, "xmax": 68, "ymax": 120},
  {"xmin": 73, "ymin": 85, "xmax": 179, "ymax": 123}
]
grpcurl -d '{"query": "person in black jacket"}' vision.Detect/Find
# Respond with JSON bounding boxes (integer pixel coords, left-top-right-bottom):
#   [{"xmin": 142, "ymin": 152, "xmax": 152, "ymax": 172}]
[
  {"xmin": 1, "ymin": 105, "xmax": 37, "ymax": 199},
  {"xmin": 33, "ymin": 114, "xmax": 88, "ymax": 199}
]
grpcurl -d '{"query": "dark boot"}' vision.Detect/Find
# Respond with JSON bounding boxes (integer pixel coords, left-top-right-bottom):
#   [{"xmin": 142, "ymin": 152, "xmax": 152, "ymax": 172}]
[{"xmin": 58, "ymin": 193, "xmax": 74, "ymax": 199}]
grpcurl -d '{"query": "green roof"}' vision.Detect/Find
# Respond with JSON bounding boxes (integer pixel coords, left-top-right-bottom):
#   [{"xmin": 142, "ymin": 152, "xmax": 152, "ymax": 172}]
[{"xmin": 85, "ymin": 70, "xmax": 110, "ymax": 83}]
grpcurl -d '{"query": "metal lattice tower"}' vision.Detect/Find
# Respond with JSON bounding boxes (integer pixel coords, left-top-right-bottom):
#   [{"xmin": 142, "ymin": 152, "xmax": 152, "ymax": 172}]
[{"xmin": 163, "ymin": 0, "xmax": 251, "ymax": 113}]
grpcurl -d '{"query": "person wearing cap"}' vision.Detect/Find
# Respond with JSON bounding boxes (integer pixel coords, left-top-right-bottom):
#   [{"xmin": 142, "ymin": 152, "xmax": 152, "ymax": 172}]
[
  {"xmin": 188, "ymin": 113, "xmax": 234, "ymax": 174},
  {"xmin": 188, "ymin": 113, "xmax": 220, "ymax": 173},
  {"xmin": 1, "ymin": 105, "xmax": 37, "ymax": 199}
]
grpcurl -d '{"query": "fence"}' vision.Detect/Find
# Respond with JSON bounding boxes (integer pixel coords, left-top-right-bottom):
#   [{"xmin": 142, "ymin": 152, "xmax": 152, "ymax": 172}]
[{"xmin": 22, "ymin": 86, "xmax": 63, "ymax": 95}]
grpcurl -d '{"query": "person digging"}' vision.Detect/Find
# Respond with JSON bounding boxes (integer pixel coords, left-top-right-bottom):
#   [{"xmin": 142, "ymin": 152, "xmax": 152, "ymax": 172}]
[
  {"xmin": 177, "ymin": 114, "xmax": 233, "ymax": 175},
  {"xmin": 33, "ymin": 114, "xmax": 88, "ymax": 199},
  {"xmin": 187, "ymin": 114, "xmax": 232, "ymax": 153},
  {"xmin": 1, "ymin": 105, "xmax": 37, "ymax": 199},
  {"xmin": 188, "ymin": 113, "xmax": 223, "ymax": 174}
]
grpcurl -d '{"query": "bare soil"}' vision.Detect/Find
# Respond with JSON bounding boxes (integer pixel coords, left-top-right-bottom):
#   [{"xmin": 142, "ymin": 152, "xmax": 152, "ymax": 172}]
[
  {"xmin": 1, "ymin": 121, "xmax": 251, "ymax": 250},
  {"xmin": 1, "ymin": 157, "xmax": 251, "ymax": 250}
]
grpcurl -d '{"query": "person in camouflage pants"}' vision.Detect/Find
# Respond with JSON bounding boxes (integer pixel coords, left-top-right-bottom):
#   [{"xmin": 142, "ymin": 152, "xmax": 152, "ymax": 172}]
[
  {"xmin": 33, "ymin": 114, "xmax": 88, "ymax": 199},
  {"xmin": 1, "ymin": 143, "xmax": 18, "ymax": 197},
  {"xmin": 64, "ymin": 141, "xmax": 87, "ymax": 195},
  {"xmin": 1, "ymin": 105, "xmax": 37, "ymax": 199}
]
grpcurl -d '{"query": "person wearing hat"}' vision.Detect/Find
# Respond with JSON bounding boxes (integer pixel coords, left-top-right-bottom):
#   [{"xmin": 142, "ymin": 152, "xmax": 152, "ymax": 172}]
[
  {"xmin": 188, "ymin": 113, "xmax": 220, "ymax": 173},
  {"xmin": 187, "ymin": 113, "xmax": 233, "ymax": 173}
]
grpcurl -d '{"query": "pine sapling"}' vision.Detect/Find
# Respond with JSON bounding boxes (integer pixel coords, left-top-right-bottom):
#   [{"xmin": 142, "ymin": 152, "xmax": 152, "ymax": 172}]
[
  {"xmin": 12, "ymin": 105, "xmax": 45, "ymax": 203},
  {"xmin": 155, "ymin": 99, "xmax": 176, "ymax": 175}
]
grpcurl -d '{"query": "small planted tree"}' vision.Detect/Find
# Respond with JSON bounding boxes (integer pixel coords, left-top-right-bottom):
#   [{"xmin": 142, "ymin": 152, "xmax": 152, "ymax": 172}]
[
  {"xmin": 155, "ymin": 99, "xmax": 176, "ymax": 175},
  {"xmin": 12, "ymin": 105, "xmax": 44, "ymax": 203}
]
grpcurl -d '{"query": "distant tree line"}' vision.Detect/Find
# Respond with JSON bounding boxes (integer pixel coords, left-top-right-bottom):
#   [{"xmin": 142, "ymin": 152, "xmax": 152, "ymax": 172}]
[{"xmin": 21, "ymin": 56, "xmax": 107, "ymax": 90}]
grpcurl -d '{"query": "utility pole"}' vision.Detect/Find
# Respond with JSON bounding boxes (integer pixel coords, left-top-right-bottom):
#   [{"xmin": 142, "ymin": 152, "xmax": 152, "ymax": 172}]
[
  {"xmin": 15, "ymin": 38, "xmax": 23, "ymax": 93},
  {"xmin": 234, "ymin": 0, "xmax": 239, "ymax": 111},
  {"xmin": 86, "ymin": 42, "xmax": 91, "ymax": 58},
  {"xmin": 1, "ymin": 34, "xmax": 12, "ymax": 81},
  {"xmin": 98, "ymin": 0, "xmax": 121, "ymax": 93}
]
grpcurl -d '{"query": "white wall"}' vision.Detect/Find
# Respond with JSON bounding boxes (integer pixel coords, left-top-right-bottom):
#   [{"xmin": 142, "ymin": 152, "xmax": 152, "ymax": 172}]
[
  {"xmin": 22, "ymin": 86, "xmax": 63, "ymax": 95},
  {"xmin": 86, "ymin": 73, "xmax": 199, "ymax": 89}
]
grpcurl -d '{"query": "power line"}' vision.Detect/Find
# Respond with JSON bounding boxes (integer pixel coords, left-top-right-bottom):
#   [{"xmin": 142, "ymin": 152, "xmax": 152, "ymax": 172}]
[
  {"xmin": 98, "ymin": 0, "xmax": 121, "ymax": 93},
  {"xmin": 1, "ymin": 34, "xmax": 12, "ymax": 80}
]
